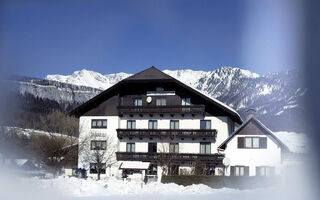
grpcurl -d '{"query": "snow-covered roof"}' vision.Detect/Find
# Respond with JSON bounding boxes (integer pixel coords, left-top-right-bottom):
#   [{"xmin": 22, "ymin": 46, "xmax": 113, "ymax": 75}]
[
  {"xmin": 273, "ymin": 131, "xmax": 309, "ymax": 154},
  {"xmin": 119, "ymin": 161, "xmax": 150, "ymax": 170}
]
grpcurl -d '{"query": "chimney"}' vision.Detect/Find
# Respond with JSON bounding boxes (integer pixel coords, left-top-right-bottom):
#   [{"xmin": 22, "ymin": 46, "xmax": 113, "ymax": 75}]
[{"xmin": 246, "ymin": 108, "xmax": 256, "ymax": 119}]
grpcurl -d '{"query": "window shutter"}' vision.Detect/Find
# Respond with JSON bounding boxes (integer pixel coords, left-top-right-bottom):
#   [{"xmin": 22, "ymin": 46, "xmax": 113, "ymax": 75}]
[
  {"xmin": 260, "ymin": 137, "xmax": 267, "ymax": 148},
  {"xmin": 244, "ymin": 166, "xmax": 249, "ymax": 176},
  {"xmin": 230, "ymin": 166, "xmax": 235, "ymax": 176},
  {"xmin": 238, "ymin": 137, "xmax": 244, "ymax": 148},
  {"xmin": 256, "ymin": 167, "xmax": 260, "ymax": 176}
]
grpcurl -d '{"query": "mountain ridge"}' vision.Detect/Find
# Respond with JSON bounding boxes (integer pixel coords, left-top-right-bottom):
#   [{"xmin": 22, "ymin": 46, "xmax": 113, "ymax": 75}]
[{"xmin": 4, "ymin": 66, "xmax": 306, "ymax": 132}]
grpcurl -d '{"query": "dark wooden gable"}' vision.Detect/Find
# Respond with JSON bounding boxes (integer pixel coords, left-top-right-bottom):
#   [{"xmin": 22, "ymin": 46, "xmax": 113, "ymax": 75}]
[
  {"xmin": 125, "ymin": 66, "xmax": 172, "ymax": 80},
  {"xmin": 237, "ymin": 121, "xmax": 269, "ymax": 135},
  {"xmin": 70, "ymin": 66, "xmax": 242, "ymax": 123}
]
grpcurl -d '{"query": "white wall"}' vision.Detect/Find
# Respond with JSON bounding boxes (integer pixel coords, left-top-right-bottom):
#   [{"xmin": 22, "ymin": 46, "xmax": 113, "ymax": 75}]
[
  {"xmin": 78, "ymin": 114, "xmax": 237, "ymax": 178},
  {"xmin": 78, "ymin": 116, "xmax": 121, "ymax": 179},
  {"xmin": 222, "ymin": 134, "xmax": 282, "ymax": 176}
]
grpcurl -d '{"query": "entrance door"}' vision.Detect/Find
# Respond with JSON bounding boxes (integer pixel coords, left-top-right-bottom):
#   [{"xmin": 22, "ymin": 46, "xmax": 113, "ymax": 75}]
[{"xmin": 148, "ymin": 143, "xmax": 157, "ymax": 153}]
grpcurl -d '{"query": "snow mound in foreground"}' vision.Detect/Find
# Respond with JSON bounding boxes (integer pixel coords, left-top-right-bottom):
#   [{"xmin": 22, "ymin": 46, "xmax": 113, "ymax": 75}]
[{"xmin": 35, "ymin": 176, "xmax": 217, "ymax": 197}]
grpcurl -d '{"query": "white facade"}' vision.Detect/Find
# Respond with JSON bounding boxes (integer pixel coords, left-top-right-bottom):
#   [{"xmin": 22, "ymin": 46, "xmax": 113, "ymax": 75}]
[
  {"xmin": 78, "ymin": 116, "xmax": 121, "ymax": 179},
  {"xmin": 78, "ymin": 114, "xmax": 235, "ymax": 179},
  {"xmin": 221, "ymin": 134, "xmax": 282, "ymax": 176},
  {"xmin": 118, "ymin": 114, "xmax": 231, "ymax": 154},
  {"xmin": 74, "ymin": 67, "xmax": 244, "ymax": 180}
]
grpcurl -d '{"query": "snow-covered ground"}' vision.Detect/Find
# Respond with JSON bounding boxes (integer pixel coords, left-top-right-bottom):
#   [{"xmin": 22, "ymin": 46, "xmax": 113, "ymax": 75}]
[
  {"xmin": 0, "ymin": 175, "xmax": 312, "ymax": 200},
  {"xmin": 36, "ymin": 176, "xmax": 215, "ymax": 196}
]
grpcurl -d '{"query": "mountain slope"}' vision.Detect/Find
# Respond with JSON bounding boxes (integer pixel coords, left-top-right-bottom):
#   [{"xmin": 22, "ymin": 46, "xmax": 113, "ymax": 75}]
[{"xmin": 3, "ymin": 67, "xmax": 306, "ymax": 132}]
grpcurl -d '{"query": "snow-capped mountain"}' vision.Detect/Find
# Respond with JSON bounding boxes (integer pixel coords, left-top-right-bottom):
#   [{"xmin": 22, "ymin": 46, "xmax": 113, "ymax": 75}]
[
  {"xmin": 4, "ymin": 67, "xmax": 306, "ymax": 132},
  {"xmin": 46, "ymin": 70, "xmax": 131, "ymax": 90}
]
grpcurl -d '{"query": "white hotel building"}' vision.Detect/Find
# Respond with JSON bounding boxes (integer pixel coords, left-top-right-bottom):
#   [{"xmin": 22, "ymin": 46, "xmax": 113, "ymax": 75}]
[{"xmin": 71, "ymin": 67, "xmax": 287, "ymax": 179}]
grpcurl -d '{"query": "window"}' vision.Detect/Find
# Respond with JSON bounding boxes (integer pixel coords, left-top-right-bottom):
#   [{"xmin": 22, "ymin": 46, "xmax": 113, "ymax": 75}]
[
  {"xmin": 245, "ymin": 137, "xmax": 252, "ymax": 148},
  {"xmin": 238, "ymin": 137, "xmax": 267, "ymax": 149},
  {"xmin": 126, "ymin": 143, "xmax": 135, "ymax": 152},
  {"xmin": 200, "ymin": 142, "xmax": 211, "ymax": 154},
  {"xmin": 181, "ymin": 98, "xmax": 191, "ymax": 106},
  {"xmin": 156, "ymin": 87, "xmax": 164, "ymax": 91},
  {"xmin": 200, "ymin": 120, "xmax": 211, "ymax": 130},
  {"xmin": 156, "ymin": 98, "xmax": 166, "ymax": 106},
  {"xmin": 148, "ymin": 120, "xmax": 158, "ymax": 129},
  {"xmin": 235, "ymin": 166, "xmax": 245, "ymax": 176},
  {"xmin": 91, "ymin": 140, "xmax": 106, "ymax": 150},
  {"xmin": 252, "ymin": 137, "xmax": 259, "ymax": 148},
  {"xmin": 127, "ymin": 120, "xmax": 136, "ymax": 129},
  {"xmin": 170, "ymin": 120, "xmax": 179, "ymax": 130},
  {"xmin": 91, "ymin": 119, "xmax": 107, "ymax": 128},
  {"xmin": 133, "ymin": 98, "xmax": 142, "ymax": 106},
  {"xmin": 257, "ymin": 166, "xmax": 274, "ymax": 176},
  {"xmin": 90, "ymin": 163, "xmax": 106, "ymax": 174},
  {"xmin": 231, "ymin": 166, "xmax": 249, "ymax": 176},
  {"xmin": 169, "ymin": 143, "xmax": 179, "ymax": 153}
]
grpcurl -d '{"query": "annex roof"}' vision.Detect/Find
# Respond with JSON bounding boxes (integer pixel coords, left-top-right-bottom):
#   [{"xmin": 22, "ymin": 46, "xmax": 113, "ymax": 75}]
[{"xmin": 218, "ymin": 116, "xmax": 289, "ymax": 151}]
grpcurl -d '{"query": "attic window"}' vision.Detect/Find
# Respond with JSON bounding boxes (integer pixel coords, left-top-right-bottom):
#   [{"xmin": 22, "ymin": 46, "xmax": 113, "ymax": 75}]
[
  {"xmin": 238, "ymin": 137, "xmax": 267, "ymax": 149},
  {"xmin": 156, "ymin": 87, "xmax": 164, "ymax": 91},
  {"xmin": 181, "ymin": 98, "xmax": 191, "ymax": 106}
]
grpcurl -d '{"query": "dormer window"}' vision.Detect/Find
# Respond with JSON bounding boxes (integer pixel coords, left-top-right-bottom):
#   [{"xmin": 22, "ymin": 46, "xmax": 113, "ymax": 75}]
[
  {"xmin": 133, "ymin": 98, "xmax": 142, "ymax": 106},
  {"xmin": 156, "ymin": 98, "xmax": 166, "ymax": 106},
  {"xmin": 181, "ymin": 98, "xmax": 191, "ymax": 106}
]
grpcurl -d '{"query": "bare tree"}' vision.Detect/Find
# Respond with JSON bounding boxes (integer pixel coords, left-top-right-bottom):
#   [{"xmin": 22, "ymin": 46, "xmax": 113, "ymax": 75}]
[
  {"xmin": 157, "ymin": 141, "xmax": 178, "ymax": 176},
  {"xmin": 191, "ymin": 159, "xmax": 205, "ymax": 175},
  {"xmin": 78, "ymin": 134, "xmax": 117, "ymax": 180},
  {"xmin": 30, "ymin": 110, "xmax": 79, "ymax": 177}
]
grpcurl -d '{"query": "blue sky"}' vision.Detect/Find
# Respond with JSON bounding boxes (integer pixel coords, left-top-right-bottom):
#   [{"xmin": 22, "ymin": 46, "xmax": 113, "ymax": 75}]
[{"xmin": 0, "ymin": 0, "xmax": 303, "ymax": 78}]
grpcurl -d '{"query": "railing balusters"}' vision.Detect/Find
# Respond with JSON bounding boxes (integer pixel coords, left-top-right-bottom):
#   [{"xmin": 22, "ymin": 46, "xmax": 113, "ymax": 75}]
[
  {"xmin": 116, "ymin": 152, "xmax": 224, "ymax": 164},
  {"xmin": 117, "ymin": 129, "xmax": 217, "ymax": 139},
  {"xmin": 118, "ymin": 105, "xmax": 205, "ymax": 115}
]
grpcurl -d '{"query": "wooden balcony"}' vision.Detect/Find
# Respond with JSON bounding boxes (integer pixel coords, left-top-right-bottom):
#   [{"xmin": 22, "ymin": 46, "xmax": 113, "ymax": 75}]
[
  {"xmin": 117, "ymin": 129, "xmax": 217, "ymax": 139},
  {"xmin": 117, "ymin": 105, "xmax": 205, "ymax": 115},
  {"xmin": 116, "ymin": 152, "xmax": 224, "ymax": 165}
]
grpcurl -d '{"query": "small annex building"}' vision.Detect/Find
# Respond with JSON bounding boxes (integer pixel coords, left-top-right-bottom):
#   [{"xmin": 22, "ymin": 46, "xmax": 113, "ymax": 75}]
[{"xmin": 218, "ymin": 116, "xmax": 289, "ymax": 177}]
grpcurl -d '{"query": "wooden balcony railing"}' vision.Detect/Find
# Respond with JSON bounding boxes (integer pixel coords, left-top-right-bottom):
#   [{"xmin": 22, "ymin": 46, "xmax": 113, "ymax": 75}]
[
  {"xmin": 117, "ymin": 105, "xmax": 205, "ymax": 115},
  {"xmin": 117, "ymin": 129, "xmax": 217, "ymax": 139},
  {"xmin": 116, "ymin": 152, "xmax": 224, "ymax": 165}
]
